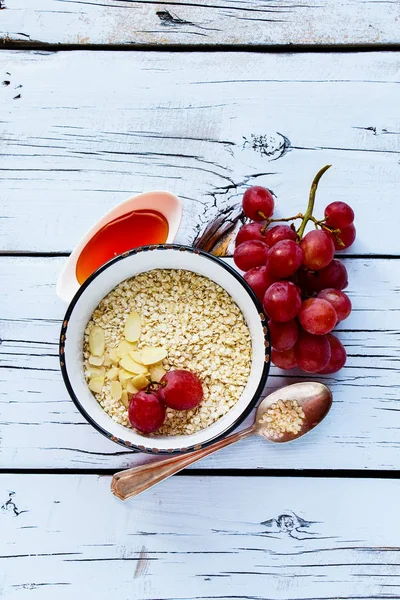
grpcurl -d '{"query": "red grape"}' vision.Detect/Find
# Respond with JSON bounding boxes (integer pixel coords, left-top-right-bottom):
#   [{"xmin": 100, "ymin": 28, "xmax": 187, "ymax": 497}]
[
  {"xmin": 236, "ymin": 222, "xmax": 267, "ymax": 246},
  {"xmin": 271, "ymin": 347, "xmax": 297, "ymax": 370},
  {"xmin": 233, "ymin": 240, "xmax": 269, "ymax": 271},
  {"xmin": 269, "ymin": 319, "xmax": 299, "ymax": 351},
  {"xmin": 158, "ymin": 370, "xmax": 203, "ymax": 410},
  {"xmin": 267, "ymin": 240, "xmax": 303, "ymax": 278},
  {"xmin": 297, "ymin": 267, "xmax": 318, "ymax": 295},
  {"xmin": 263, "ymin": 281, "xmax": 302, "ymax": 322},
  {"xmin": 314, "ymin": 259, "xmax": 348, "ymax": 291},
  {"xmin": 298, "ymin": 298, "xmax": 337, "ymax": 335},
  {"xmin": 317, "ymin": 288, "xmax": 352, "ymax": 322},
  {"xmin": 265, "ymin": 224, "xmax": 297, "ymax": 247},
  {"xmin": 333, "ymin": 223, "xmax": 356, "ymax": 250},
  {"xmin": 319, "ymin": 333, "xmax": 347, "ymax": 374},
  {"xmin": 242, "ymin": 186, "xmax": 274, "ymax": 221},
  {"xmin": 128, "ymin": 391, "xmax": 166, "ymax": 433},
  {"xmin": 301, "ymin": 229, "xmax": 335, "ymax": 270},
  {"xmin": 244, "ymin": 265, "xmax": 278, "ymax": 302},
  {"xmin": 294, "ymin": 331, "xmax": 331, "ymax": 373},
  {"xmin": 324, "ymin": 201, "xmax": 354, "ymax": 229}
]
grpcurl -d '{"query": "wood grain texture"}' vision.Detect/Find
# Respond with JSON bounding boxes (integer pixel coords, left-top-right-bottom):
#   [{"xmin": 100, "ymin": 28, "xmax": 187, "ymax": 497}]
[
  {"xmin": 1, "ymin": 475, "xmax": 400, "ymax": 599},
  {"xmin": 1, "ymin": 51, "xmax": 400, "ymax": 254},
  {"xmin": 1, "ymin": 255, "xmax": 399, "ymax": 470},
  {"xmin": 1, "ymin": 0, "xmax": 400, "ymax": 46}
]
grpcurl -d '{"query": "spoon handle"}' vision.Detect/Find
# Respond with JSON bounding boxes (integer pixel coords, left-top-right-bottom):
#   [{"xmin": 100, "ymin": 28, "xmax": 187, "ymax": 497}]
[{"xmin": 111, "ymin": 426, "xmax": 255, "ymax": 501}]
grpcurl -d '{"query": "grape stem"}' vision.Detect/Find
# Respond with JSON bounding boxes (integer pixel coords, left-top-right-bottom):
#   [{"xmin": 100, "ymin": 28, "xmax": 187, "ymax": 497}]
[
  {"xmin": 260, "ymin": 213, "xmax": 303, "ymax": 234},
  {"xmin": 297, "ymin": 165, "xmax": 332, "ymax": 239},
  {"xmin": 309, "ymin": 215, "xmax": 345, "ymax": 247},
  {"xmin": 310, "ymin": 216, "xmax": 327, "ymax": 227},
  {"xmin": 146, "ymin": 380, "xmax": 166, "ymax": 393}
]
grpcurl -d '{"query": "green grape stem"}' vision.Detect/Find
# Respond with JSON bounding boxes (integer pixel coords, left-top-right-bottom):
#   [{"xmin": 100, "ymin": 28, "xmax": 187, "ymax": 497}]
[
  {"xmin": 260, "ymin": 213, "xmax": 303, "ymax": 234},
  {"xmin": 297, "ymin": 165, "xmax": 332, "ymax": 239}
]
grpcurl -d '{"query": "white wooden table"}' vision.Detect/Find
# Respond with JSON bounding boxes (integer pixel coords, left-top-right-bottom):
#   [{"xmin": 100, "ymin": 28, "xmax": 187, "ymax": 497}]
[{"xmin": 1, "ymin": 3, "xmax": 400, "ymax": 598}]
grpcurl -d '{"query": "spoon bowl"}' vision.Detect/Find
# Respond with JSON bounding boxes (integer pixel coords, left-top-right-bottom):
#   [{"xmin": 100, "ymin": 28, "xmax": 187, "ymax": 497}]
[
  {"xmin": 111, "ymin": 382, "xmax": 332, "ymax": 501},
  {"xmin": 255, "ymin": 381, "xmax": 332, "ymax": 443}
]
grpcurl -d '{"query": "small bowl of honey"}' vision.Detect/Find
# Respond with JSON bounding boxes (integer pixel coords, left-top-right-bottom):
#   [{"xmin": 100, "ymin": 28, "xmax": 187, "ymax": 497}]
[{"xmin": 56, "ymin": 191, "xmax": 182, "ymax": 303}]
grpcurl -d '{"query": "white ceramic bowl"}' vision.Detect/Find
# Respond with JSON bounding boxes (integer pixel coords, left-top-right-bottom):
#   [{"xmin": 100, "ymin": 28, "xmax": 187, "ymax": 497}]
[{"xmin": 59, "ymin": 245, "xmax": 270, "ymax": 454}]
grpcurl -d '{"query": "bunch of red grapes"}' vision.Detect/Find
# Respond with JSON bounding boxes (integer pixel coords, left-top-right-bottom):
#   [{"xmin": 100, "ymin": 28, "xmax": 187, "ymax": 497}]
[{"xmin": 233, "ymin": 165, "xmax": 356, "ymax": 375}]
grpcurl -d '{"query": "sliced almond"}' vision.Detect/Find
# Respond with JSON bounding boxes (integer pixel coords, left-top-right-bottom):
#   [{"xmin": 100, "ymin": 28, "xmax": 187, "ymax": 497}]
[
  {"xmin": 110, "ymin": 380, "xmax": 122, "ymax": 400},
  {"xmin": 120, "ymin": 390, "xmax": 129, "ymax": 408},
  {"xmin": 118, "ymin": 368, "xmax": 134, "ymax": 383},
  {"xmin": 126, "ymin": 380, "xmax": 139, "ymax": 395},
  {"xmin": 106, "ymin": 366, "xmax": 119, "ymax": 381},
  {"xmin": 129, "ymin": 350, "xmax": 144, "ymax": 365},
  {"xmin": 108, "ymin": 348, "xmax": 120, "ymax": 364},
  {"xmin": 140, "ymin": 346, "xmax": 168, "ymax": 365},
  {"xmin": 88, "ymin": 355, "xmax": 104, "ymax": 366},
  {"xmin": 124, "ymin": 311, "xmax": 141, "ymax": 342},
  {"xmin": 88, "ymin": 326, "xmax": 105, "ymax": 357},
  {"xmin": 85, "ymin": 365, "xmax": 105, "ymax": 379},
  {"xmin": 149, "ymin": 363, "xmax": 166, "ymax": 383},
  {"xmin": 116, "ymin": 340, "xmax": 137, "ymax": 358},
  {"xmin": 103, "ymin": 353, "xmax": 112, "ymax": 367},
  {"xmin": 88, "ymin": 376, "xmax": 104, "ymax": 393},
  {"xmin": 120, "ymin": 354, "xmax": 148, "ymax": 375},
  {"xmin": 131, "ymin": 373, "xmax": 150, "ymax": 390}
]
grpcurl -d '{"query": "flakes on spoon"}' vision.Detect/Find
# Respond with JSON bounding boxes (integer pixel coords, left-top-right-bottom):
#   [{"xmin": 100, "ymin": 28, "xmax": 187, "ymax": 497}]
[{"xmin": 259, "ymin": 399, "xmax": 305, "ymax": 438}]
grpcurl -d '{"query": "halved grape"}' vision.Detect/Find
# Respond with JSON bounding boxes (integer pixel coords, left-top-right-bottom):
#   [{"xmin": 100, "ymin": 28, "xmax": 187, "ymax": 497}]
[
  {"xmin": 233, "ymin": 240, "xmax": 269, "ymax": 271},
  {"xmin": 242, "ymin": 186, "xmax": 274, "ymax": 221},
  {"xmin": 265, "ymin": 224, "xmax": 297, "ymax": 248},
  {"xmin": 294, "ymin": 331, "xmax": 331, "ymax": 373},
  {"xmin": 324, "ymin": 201, "xmax": 354, "ymax": 229},
  {"xmin": 263, "ymin": 281, "xmax": 302, "ymax": 322},
  {"xmin": 317, "ymin": 288, "xmax": 352, "ymax": 322},
  {"xmin": 271, "ymin": 347, "xmax": 297, "ymax": 370},
  {"xmin": 298, "ymin": 298, "xmax": 337, "ymax": 335},
  {"xmin": 319, "ymin": 333, "xmax": 347, "ymax": 374},
  {"xmin": 301, "ymin": 229, "xmax": 335, "ymax": 270},
  {"xmin": 269, "ymin": 319, "xmax": 299, "ymax": 351},
  {"xmin": 267, "ymin": 240, "xmax": 303, "ymax": 278}
]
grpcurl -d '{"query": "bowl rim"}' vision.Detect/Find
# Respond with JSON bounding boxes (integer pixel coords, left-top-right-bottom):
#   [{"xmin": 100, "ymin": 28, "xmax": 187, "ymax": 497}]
[{"xmin": 59, "ymin": 244, "xmax": 271, "ymax": 454}]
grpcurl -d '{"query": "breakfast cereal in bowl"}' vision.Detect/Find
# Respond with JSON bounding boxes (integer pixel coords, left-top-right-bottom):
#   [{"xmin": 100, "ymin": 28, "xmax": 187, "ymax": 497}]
[{"xmin": 83, "ymin": 269, "xmax": 252, "ymax": 436}]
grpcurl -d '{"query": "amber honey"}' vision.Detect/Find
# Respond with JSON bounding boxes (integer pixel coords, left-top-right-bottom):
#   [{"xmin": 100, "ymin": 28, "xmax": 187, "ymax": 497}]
[{"xmin": 76, "ymin": 209, "xmax": 169, "ymax": 284}]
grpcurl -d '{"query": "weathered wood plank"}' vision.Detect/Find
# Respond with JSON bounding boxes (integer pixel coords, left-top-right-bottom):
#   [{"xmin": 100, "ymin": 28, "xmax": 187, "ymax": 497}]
[
  {"xmin": 2, "ymin": 0, "xmax": 400, "ymax": 46},
  {"xmin": 1, "ymin": 256, "xmax": 399, "ymax": 470},
  {"xmin": 1, "ymin": 475, "xmax": 400, "ymax": 598},
  {"xmin": 1, "ymin": 51, "xmax": 400, "ymax": 254}
]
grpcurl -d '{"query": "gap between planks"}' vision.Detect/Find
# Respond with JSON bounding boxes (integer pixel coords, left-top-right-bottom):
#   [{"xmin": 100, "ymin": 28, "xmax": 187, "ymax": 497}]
[
  {"xmin": 2, "ymin": 43, "xmax": 400, "ymax": 53},
  {"xmin": 0, "ymin": 253, "xmax": 400, "ymax": 260},
  {"xmin": 1, "ymin": 469, "xmax": 399, "ymax": 478}
]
